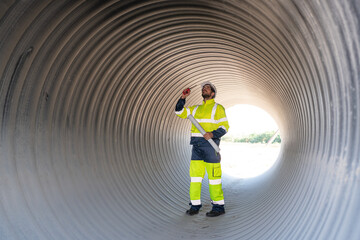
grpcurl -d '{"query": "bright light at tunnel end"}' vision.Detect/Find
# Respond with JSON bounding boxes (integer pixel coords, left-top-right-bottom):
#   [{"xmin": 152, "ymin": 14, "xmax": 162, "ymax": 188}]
[{"xmin": 221, "ymin": 104, "xmax": 281, "ymax": 178}]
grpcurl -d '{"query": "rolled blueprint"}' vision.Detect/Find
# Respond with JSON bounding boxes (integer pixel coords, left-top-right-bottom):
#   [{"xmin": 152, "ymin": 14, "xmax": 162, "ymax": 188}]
[{"xmin": 187, "ymin": 114, "xmax": 220, "ymax": 153}]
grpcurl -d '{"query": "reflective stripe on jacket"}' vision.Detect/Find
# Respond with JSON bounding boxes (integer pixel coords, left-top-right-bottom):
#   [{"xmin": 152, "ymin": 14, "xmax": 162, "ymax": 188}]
[{"xmin": 175, "ymin": 98, "xmax": 229, "ymax": 146}]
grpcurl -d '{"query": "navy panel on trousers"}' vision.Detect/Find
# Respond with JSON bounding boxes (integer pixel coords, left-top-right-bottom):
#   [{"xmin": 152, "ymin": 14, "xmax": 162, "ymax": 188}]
[{"xmin": 191, "ymin": 145, "xmax": 221, "ymax": 163}]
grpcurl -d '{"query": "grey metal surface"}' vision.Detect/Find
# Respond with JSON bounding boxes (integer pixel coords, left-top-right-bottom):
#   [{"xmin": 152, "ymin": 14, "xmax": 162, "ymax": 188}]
[{"xmin": 0, "ymin": 0, "xmax": 359, "ymax": 239}]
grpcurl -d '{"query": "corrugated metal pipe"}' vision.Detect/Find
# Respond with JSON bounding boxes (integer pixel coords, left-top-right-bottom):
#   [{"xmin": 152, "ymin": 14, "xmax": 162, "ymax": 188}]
[{"xmin": 1, "ymin": 1, "xmax": 359, "ymax": 239}]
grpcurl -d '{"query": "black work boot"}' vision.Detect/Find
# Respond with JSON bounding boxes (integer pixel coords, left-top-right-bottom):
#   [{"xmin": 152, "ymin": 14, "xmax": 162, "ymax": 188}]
[
  {"xmin": 206, "ymin": 204, "xmax": 225, "ymax": 217},
  {"xmin": 186, "ymin": 204, "xmax": 202, "ymax": 216}
]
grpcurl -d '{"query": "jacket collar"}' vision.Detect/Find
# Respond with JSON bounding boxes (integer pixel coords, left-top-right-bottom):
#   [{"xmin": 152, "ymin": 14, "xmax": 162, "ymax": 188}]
[{"xmin": 202, "ymin": 98, "xmax": 215, "ymax": 105}]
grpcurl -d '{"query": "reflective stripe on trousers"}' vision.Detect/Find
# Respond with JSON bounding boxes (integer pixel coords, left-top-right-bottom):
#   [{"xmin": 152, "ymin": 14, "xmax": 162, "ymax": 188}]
[{"xmin": 189, "ymin": 160, "xmax": 224, "ymax": 205}]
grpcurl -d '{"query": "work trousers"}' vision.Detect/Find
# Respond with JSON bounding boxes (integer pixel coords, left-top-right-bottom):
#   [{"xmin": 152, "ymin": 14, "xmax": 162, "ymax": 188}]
[{"xmin": 189, "ymin": 160, "xmax": 224, "ymax": 206}]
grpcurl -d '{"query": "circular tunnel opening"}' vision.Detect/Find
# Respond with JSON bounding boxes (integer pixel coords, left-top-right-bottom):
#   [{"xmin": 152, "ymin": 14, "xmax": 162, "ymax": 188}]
[{"xmin": 221, "ymin": 104, "xmax": 281, "ymax": 178}]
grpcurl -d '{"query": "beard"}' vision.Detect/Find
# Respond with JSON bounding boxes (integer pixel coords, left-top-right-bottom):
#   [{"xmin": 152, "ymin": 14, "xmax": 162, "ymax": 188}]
[{"xmin": 202, "ymin": 92, "xmax": 211, "ymax": 98}]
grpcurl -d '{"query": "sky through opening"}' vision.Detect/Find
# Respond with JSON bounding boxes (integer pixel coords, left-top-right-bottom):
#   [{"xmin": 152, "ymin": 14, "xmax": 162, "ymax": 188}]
[{"xmin": 222, "ymin": 104, "xmax": 281, "ymax": 178}]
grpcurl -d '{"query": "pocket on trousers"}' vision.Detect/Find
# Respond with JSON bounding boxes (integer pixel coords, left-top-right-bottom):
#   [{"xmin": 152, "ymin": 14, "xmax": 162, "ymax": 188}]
[{"xmin": 213, "ymin": 166, "xmax": 222, "ymax": 177}]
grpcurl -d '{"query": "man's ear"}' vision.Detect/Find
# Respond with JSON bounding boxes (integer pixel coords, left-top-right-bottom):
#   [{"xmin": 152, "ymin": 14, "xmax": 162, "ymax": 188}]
[{"xmin": 211, "ymin": 92, "xmax": 215, "ymax": 98}]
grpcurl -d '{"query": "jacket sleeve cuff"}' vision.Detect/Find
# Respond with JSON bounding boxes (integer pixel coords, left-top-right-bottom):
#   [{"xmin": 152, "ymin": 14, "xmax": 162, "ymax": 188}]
[{"xmin": 212, "ymin": 127, "xmax": 227, "ymax": 139}]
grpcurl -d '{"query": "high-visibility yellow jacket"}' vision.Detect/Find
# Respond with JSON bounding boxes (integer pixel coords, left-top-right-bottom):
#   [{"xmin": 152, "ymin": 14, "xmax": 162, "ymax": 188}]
[{"xmin": 175, "ymin": 98, "xmax": 230, "ymax": 146}]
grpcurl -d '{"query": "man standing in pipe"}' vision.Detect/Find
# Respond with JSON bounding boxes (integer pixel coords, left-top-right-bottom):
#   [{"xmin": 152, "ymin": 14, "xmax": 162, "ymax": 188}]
[{"xmin": 175, "ymin": 82, "xmax": 230, "ymax": 217}]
